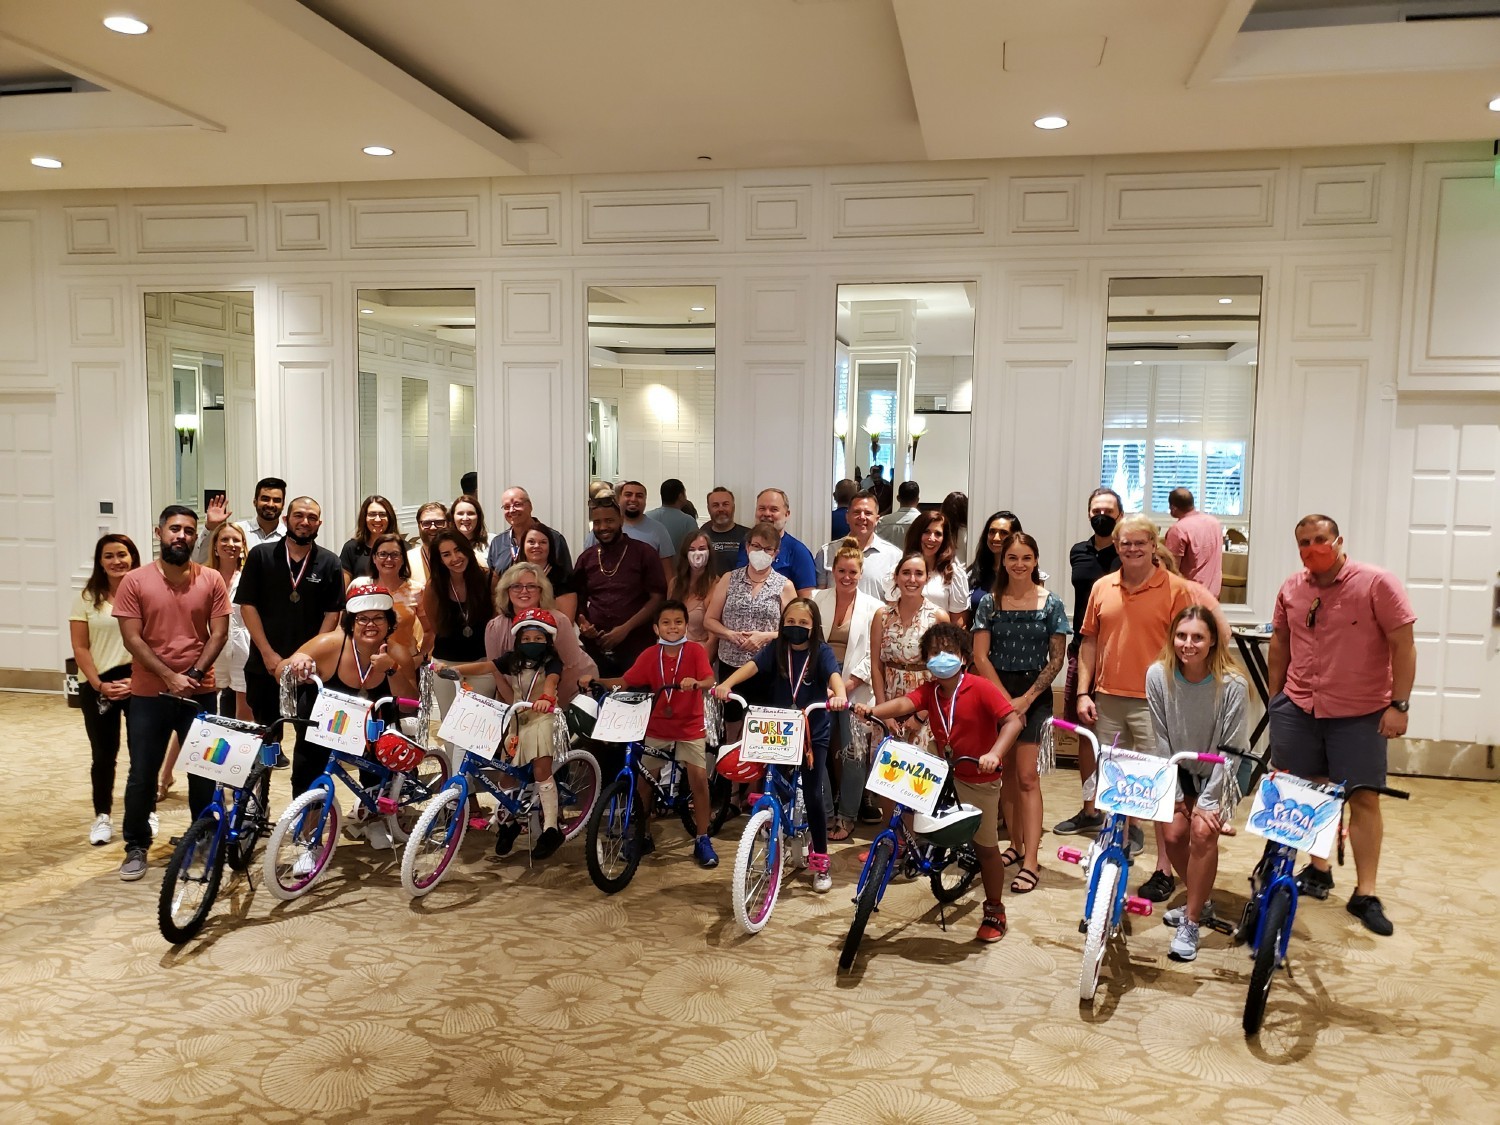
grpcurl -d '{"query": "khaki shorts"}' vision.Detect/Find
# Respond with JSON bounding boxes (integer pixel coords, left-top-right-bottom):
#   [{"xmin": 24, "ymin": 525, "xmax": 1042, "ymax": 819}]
[
  {"xmin": 644, "ymin": 735, "xmax": 706, "ymax": 771},
  {"xmin": 509, "ymin": 710, "xmax": 555, "ymax": 766},
  {"xmin": 1092, "ymin": 693, "xmax": 1154, "ymax": 755},
  {"xmin": 954, "ymin": 776, "xmax": 1003, "ymax": 849}
]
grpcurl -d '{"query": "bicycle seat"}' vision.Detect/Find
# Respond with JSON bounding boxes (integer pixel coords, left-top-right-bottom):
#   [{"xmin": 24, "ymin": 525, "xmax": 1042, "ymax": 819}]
[{"xmin": 913, "ymin": 802, "xmax": 983, "ymax": 849}]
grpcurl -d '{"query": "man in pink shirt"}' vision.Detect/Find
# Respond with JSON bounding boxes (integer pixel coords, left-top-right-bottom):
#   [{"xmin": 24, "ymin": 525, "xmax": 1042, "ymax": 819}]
[
  {"xmin": 1267, "ymin": 514, "xmax": 1416, "ymax": 936},
  {"xmin": 1164, "ymin": 488, "xmax": 1223, "ymax": 596}
]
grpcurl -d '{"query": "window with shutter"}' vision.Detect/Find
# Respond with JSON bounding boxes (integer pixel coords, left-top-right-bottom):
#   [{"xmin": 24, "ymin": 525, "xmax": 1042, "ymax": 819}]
[{"xmin": 401, "ymin": 377, "xmax": 429, "ymax": 508}]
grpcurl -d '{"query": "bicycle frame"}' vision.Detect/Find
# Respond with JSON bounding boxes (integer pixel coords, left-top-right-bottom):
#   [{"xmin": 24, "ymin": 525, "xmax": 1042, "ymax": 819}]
[{"xmin": 743, "ymin": 699, "xmax": 825, "ymax": 847}]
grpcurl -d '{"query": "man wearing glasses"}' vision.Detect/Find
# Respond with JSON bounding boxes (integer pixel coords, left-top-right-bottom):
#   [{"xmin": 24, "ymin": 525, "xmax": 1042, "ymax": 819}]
[
  {"xmin": 1267, "ymin": 514, "xmax": 1416, "ymax": 937},
  {"xmin": 408, "ymin": 502, "xmax": 450, "ymax": 586},
  {"xmin": 486, "ymin": 486, "xmax": 573, "ymax": 575}
]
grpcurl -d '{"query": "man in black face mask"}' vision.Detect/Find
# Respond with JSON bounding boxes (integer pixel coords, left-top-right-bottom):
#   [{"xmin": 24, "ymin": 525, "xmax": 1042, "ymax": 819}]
[
  {"xmin": 236, "ymin": 496, "xmax": 345, "ymax": 727},
  {"xmin": 1054, "ymin": 487, "xmax": 1124, "ymax": 837}
]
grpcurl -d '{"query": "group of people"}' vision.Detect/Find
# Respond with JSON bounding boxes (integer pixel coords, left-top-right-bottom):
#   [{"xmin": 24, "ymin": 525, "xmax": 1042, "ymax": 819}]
[{"xmin": 71, "ymin": 471, "xmax": 1415, "ymax": 954}]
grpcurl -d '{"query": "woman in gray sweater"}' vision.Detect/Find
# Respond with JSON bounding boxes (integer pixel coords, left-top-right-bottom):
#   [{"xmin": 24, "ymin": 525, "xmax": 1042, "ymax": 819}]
[{"xmin": 1146, "ymin": 604, "xmax": 1248, "ymax": 964}]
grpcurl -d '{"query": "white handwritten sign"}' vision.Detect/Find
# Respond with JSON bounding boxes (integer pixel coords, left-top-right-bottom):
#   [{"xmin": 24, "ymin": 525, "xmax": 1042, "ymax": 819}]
[
  {"xmin": 1094, "ymin": 749, "xmax": 1176, "ymax": 824},
  {"xmin": 305, "ymin": 687, "xmax": 373, "ymax": 756},
  {"xmin": 864, "ymin": 738, "xmax": 951, "ymax": 817},
  {"xmin": 1245, "ymin": 773, "xmax": 1343, "ymax": 860},
  {"xmin": 181, "ymin": 718, "xmax": 263, "ymax": 787},
  {"xmin": 437, "ymin": 690, "xmax": 511, "ymax": 759},
  {"xmin": 591, "ymin": 694, "xmax": 653, "ymax": 744},
  {"xmin": 740, "ymin": 706, "xmax": 805, "ymax": 765}
]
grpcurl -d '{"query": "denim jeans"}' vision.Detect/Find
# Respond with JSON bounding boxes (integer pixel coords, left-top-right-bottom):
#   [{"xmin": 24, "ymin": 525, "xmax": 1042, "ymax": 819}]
[{"xmin": 122, "ymin": 693, "xmax": 216, "ymax": 852}]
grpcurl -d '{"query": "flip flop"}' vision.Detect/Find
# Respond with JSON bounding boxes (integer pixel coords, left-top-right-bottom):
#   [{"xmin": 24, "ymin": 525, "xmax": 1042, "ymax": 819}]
[
  {"xmin": 827, "ymin": 818, "xmax": 852, "ymax": 842},
  {"xmin": 1010, "ymin": 867, "xmax": 1041, "ymax": 894},
  {"xmin": 997, "ymin": 846, "xmax": 1023, "ymax": 869}
]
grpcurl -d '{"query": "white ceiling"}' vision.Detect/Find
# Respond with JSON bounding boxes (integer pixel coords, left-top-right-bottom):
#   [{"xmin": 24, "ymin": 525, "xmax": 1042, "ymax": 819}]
[{"xmin": 1, "ymin": 0, "xmax": 1498, "ymax": 191}]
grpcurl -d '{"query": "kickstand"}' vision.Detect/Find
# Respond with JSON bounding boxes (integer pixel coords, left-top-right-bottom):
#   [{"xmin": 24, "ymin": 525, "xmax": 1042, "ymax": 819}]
[{"xmin": 937, "ymin": 899, "xmax": 949, "ymax": 933}]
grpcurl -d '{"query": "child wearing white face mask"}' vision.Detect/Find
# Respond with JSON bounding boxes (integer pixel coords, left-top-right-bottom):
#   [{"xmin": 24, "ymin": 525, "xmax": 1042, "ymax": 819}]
[{"xmin": 670, "ymin": 531, "xmax": 719, "ymax": 664}]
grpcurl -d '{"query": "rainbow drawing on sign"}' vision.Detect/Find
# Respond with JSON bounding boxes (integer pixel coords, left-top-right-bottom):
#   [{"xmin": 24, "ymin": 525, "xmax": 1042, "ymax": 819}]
[
  {"xmin": 206, "ymin": 738, "xmax": 232, "ymax": 766},
  {"xmin": 326, "ymin": 711, "xmax": 351, "ymax": 736}
]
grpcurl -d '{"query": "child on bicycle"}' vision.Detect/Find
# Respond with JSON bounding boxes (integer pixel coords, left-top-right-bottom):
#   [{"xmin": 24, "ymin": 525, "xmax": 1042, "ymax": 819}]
[
  {"xmin": 714, "ymin": 597, "xmax": 848, "ymax": 893},
  {"xmin": 493, "ymin": 608, "xmax": 566, "ymax": 860},
  {"xmin": 856, "ymin": 622, "xmax": 1022, "ymax": 942}
]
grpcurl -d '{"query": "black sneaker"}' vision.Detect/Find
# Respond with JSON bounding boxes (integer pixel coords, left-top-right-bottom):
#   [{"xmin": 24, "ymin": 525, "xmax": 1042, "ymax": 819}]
[
  {"xmin": 857, "ymin": 803, "xmax": 885, "ymax": 825},
  {"xmin": 1127, "ymin": 824, "xmax": 1145, "ymax": 858},
  {"xmin": 530, "ymin": 826, "xmax": 563, "ymax": 861},
  {"xmin": 1053, "ymin": 808, "xmax": 1105, "ymax": 835},
  {"xmin": 1347, "ymin": 894, "xmax": 1393, "ymax": 936},
  {"xmin": 272, "ymin": 750, "xmax": 291, "ymax": 770},
  {"xmin": 1295, "ymin": 864, "xmax": 1335, "ymax": 900},
  {"xmin": 493, "ymin": 820, "xmax": 522, "ymax": 857},
  {"xmin": 1138, "ymin": 870, "xmax": 1175, "ymax": 902},
  {"xmin": 626, "ymin": 831, "xmax": 655, "ymax": 862}
]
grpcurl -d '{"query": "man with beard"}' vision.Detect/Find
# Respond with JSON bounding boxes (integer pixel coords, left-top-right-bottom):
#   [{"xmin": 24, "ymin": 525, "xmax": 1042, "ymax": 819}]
[
  {"xmin": 236, "ymin": 496, "xmax": 344, "ymax": 727},
  {"xmin": 113, "ymin": 506, "xmax": 230, "ymax": 880},
  {"xmin": 733, "ymin": 487, "xmax": 817, "ymax": 596},
  {"xmin": 574, "ymin": 496, "xmax": 666, "ymax": 675},
  {"xmin": 408, "ymin": 501, "xmax": 449, "ymax": 586},
  {"xmin": 193, "ymin": 476, "xmax": 286, "ymax": 562},
  {"xmin": 584, "ymin": 480, "xmax": 674, "ymax": 582},
  {"xmin": 700, "ymin": 486, "xmax": 748, "ymax": 577},
  {"xmin": 486, "ymin": 486, "xmax": 572, "ymax": 574}
]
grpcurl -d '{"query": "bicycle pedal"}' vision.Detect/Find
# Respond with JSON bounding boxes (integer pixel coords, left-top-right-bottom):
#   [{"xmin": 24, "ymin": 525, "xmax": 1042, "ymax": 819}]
[
  {"xmin": 375, "ymin": 796, "xmax": 398, "ymax": 816},
  {"xmin": 1078, "ymin": 919, "xmax": 1088, "ymax": 934},
  {"xmin": 1204, "ymin": 918, "xmax": 1235, "ymax": 935}
]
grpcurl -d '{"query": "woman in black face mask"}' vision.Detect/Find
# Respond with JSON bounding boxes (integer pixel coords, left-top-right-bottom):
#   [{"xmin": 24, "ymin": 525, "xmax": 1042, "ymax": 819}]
[{"xmin": 713, "ymin": 597, "xmax": 848, "ymax": 893}]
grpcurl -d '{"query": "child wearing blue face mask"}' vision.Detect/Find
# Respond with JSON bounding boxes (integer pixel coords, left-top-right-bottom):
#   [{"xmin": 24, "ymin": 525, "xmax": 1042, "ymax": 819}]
[
  {"xmin": 857, "ymin": 622, "xmax": 1023, "ymax": 943},
  {"xmin": 715, "ymin": 597, "xmax": 848, "ymax": 893}
]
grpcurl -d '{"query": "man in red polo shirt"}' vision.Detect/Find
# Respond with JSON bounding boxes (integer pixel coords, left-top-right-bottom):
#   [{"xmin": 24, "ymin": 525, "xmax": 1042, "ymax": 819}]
[
  {"xmin": 1268, "ymin": 514, "xmax": 1416, "ymax": 937},
  {"xmin": 859, "ymin": 622, "xmax": 1023, "ymax": 945}
]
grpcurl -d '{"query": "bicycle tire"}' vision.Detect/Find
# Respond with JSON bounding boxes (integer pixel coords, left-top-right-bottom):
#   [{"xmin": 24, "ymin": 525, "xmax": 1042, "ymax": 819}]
[
  {"xmin": 1080, "ymin": 859, "xmax": 1120, "ymax": 1002},
  {"xmin": 585, "ymin": 777, "xmax": 643, "ymax": 894},
  {"xmin": 929, "ymin": 843, "xmax": 979, "ymax": 904},
  {"xmin": 732, "ymin": 808, "xmax": 783, "ymax": 935},
  {"xmin": 387, "ymin": 747, "xmax": 452, "ymax": 844},
  {"xmin": 555, "ymin": 751, "xmax": 602, "ymax": 843},
  {"xmin": 158, "ymin": 814, "xmax": 223, "ymax": 945},
  {"xmin": 264, "ymin": 787, "xmax": 340, "ymax": 901},
  {"xmin": 226, "ymin": 765, "xmax": 271, "ymax": 873},
  {"xmin": 840, "ymin": 835, "xmax": 893, "ymax": 972},
  {"xmin": 400, "ymin": 785, "xmax": 466, "ymax": 898},
  {"xmin": 1244, "ymin": 886, "xmax": 1292, "ymax": 1035}
]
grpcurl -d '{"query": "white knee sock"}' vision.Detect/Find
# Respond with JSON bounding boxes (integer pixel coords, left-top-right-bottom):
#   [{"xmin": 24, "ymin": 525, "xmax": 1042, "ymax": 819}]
[{"xmin": 537, "ymin": 779, "xmax": 558, "ymax": 831}]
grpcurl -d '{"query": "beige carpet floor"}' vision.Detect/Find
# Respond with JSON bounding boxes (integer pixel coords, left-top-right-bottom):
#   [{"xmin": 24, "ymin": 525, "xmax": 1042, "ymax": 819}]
[{"xmin": 2, "ymin": 691, "xmax": 1497, "ymax": 1124}]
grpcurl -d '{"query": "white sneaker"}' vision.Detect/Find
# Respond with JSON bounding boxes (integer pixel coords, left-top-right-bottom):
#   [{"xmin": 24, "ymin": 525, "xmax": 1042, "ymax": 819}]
[
  {"xmin": 1163, "ymin": 901, "xmax": 1217, "ymax": 929},
  {"xmin": 341, "ymin": 807, "xmax": 371, "ymax": 841},
  {"xmin": 812, "ymin": 870, "xmax": 833, "ymax": 894},
  {"xmin": 1170, "ymin": 919, "xmax": 1201, "ymax": 962},
  {"xmin": 364, "ymin": 821, "xmax": 393, "ymax": 851},
  {"xmin": 148, "ymin": 812, "xmax": 159, "ymax": 838},
  {"xmin": 292, "ymin": 849, "xmax": 318, "ymax": 878},
  {"xmin": 89, "ymin": 814, "xmax": 112, "ymax": 846}
]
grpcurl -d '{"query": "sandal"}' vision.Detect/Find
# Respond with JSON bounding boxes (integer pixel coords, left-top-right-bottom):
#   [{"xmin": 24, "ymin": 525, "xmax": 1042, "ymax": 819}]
[
  {"xmin": 828, "ymin": 817, "xmax": 853, "ymax": 842},
  {"xmin": 1010, "ymin": 867, "xmax": 1041, "ymax": 894},
  {"xmin": 156, "ymin": 776, "xmax": 174, "ymax": 802},
  {"xmin": 997, "ymin": 846, "xmax": 1022, "ymax": 869}
]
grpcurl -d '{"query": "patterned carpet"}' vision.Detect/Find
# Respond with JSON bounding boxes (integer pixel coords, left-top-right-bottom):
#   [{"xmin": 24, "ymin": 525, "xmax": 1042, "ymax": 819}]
[{"xmin": 3, "ymin": 691, "xmax": 1497, "ymax": 1124}]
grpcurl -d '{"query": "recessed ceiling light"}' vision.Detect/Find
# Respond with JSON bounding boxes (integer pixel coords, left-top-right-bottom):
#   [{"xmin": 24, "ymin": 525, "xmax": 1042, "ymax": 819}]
[
  {"xmin": 30, "ymin": 156, "xmax": 63, "ymax": 169},
  {"xmin": 618, "ymin": 339, "xmax": 629, "ymax": 344},
  {"xmin": 1034, "ymin": 115, "xmax": 1068, "ymax": 130},
  {"xmin": 690, "ymin": 306, "xmax": 705, "ymax": 312},
  {"xmin": 103, "ymin": 15, "xmax": 150, "ymax": 35},
  {"xmin": 1177, "ymin": 334, "xmax": 1191, "ymax": 339},
  {"xmin": 1489, "ymin": 96, "xmax": 1500, "ymax": 111},
  {"xmin": 1133, "ymin": 360, "xmax": 1143, "ymax": 366},
  {"xmin": 362, "ymin": 145, "xmax": 394, "ymax": 157},
  {"xmin": 1218, "ymin": 298, "xmax": 1233, "ymax": 304},
  {"xmin": 360, "ymin": 308, "xmax": 373, "ymax": 315}
]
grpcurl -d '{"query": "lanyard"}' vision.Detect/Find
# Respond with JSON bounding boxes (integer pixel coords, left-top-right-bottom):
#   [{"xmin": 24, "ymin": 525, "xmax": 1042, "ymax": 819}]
[
  {"xmin": 285, "ymin": 543, "xmax": 311, "ymax": 603},
  {"xmin": 353, "ymin": 643, "xmax": 375, "ymax": 686},
  {"xmin": 931, "ymin": 674, "xmax": 964, "ymax": 746},
  {"xmin": 786, "ymin": 647, "xmax": 812, "ymax": 704},
  {"xmin": 522, "ymin": 667, "xmax": 543, "ymax": 702},
  {"xmin": 659, "ymin": 645, "xmax": 681, "ymax": 715}
]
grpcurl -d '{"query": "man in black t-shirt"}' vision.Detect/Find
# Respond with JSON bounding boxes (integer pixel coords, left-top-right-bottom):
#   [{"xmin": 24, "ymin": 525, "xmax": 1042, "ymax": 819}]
[
  {"xmin": 700, "ymin": 486, "xmax": 748, "ymax": 577},
  {"xmin": 236, "ymin": 496, "xmax": 344, "ymax": 727}
]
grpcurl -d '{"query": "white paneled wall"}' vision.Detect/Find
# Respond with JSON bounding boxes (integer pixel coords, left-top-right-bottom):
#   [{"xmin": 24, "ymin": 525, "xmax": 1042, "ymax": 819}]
[
  {"xmin": 589, "ymin": 367, "xmax": 715, "ymax": 508},
  {"xmin": 0, "ymin": 143, "xmax": 1496, "ymax": 769}
]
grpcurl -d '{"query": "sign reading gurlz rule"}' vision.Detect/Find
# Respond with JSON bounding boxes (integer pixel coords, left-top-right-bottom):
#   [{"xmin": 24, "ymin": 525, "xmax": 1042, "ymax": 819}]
[
  {"xmin": 741, "ymin": 706, "xmax": 804, "ymax": 765},
  {"xmin": 864, "ymin": 738, "xmax": 950, "ymax": 817}
]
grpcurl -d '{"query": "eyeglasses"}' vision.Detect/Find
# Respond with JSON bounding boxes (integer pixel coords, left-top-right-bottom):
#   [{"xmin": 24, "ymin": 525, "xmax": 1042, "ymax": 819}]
[
  {"xmin": 353, "ymin": 614, "xmax": 386, "ymax": 626},
  {"xmin": 1306, "ymin": 597, "xmax": 1321, "ymax": 629},
  {"xmin": 418, "ymin": 519, "xmax": 447, "ymax": 529},
  {"xmin": 373, "ymin": 551, "xmax": 403, "ymax": 561},
  {"xmin": 510, "ymin": 583, "xmax": 541, "ymax": 593}
]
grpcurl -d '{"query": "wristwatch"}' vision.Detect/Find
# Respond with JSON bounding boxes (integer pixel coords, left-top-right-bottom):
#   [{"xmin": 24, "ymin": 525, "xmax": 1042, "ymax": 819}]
[
  {"xmin": 1389, "ymin": 699, "xmax": 1409, "ymax": 713},
  {"xmin": 185, "ymin": 666, "xmax": 206, "ymax": 682}
]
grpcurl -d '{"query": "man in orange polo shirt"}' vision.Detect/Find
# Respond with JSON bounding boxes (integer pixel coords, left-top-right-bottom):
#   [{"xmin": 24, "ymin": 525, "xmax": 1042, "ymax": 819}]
[
  {"xmin": 1268, "ymin": 514, "xmax": 1416, "ymax": 937},
  {"xmin": 1072, "ymin": 514, "xmax": 1225, "ymax": 900}
]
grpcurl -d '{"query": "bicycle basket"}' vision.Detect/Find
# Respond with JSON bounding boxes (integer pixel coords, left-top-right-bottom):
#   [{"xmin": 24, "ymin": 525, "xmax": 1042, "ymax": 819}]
[
  {"xmin": 913, "ymin": 802, "xmax": 983, "ymax": 849},
  {"xmin": 714, "ymin": 743, "xmax": 764, "ymax": 783},
  {"xmin": 374, "ymin": 730, "xmax": 426, "ymax": 772},
  {"xmin": 565, "ymin": 694, "xmax": 598, "ymax": 739}
]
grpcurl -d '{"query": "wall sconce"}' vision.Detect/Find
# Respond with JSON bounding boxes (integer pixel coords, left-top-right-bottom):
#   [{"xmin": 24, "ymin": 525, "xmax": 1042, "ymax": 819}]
[
  {"xmin": 862, "ymin": 414, "xmax": 883, "ymax": 460},
  {"xmin": 908, "ymin": 414, "xmax": 928, "ymax": 461},
  {"xmin": 833, "ymin": 411, "xmax": 848, "ymax": 450},
  {"xmin": 174, "ymin": 412, "xmax": 198, "ymax": 453}
]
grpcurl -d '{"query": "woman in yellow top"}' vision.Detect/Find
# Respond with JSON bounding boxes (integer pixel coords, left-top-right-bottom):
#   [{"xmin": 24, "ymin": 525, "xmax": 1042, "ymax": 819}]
[{"xmin": 69, "ymin": 533, "xmax": 141, "ymax": 847}]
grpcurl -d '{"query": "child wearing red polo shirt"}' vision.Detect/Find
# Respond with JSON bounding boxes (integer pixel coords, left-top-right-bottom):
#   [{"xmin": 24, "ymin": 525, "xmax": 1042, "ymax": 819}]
[{"xmin": 860, "ymin": 622, "xmax": 1023, "ymax": 943}]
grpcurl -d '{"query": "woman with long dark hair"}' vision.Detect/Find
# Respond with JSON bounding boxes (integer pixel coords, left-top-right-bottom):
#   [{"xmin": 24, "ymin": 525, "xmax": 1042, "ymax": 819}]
[
  {"xmin": 450, "ymin": 493, "xmax": 490, "ymax": 559},
  {"xmin": 69, "ymin": 533, "xmax": 141, "ymax": 846},
  {"xmin": 340, "ymin": 494, "xmax": 400, "ymax": 586},
  {"xmin": 670, "ymin": 529, "xmax": 718, "ymax": 663},
  {"xmin": 521, "ymin": 524, "xmax": 577, "ymax": 620},
  {"xmin": 967, "ymin": 510, "xmax": 1023, "ymax": 613},
  {"xmin": 420, "ymin": 529, "xmax": 498, "ymax": 708},
  {"xmin": 903, "ymin": 509, "xmax": 971, "ymax": 625}
]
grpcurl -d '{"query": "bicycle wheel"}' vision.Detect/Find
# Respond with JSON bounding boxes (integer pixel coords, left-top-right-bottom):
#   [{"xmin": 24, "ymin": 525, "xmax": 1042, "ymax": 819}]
[
  {"xmin": 400, "ymin": 785, "xmax": 466, "ymax": 898},
  {"xmin": 929, "ymin": 843, "xmax": 980, "ymax": 904},
  {"xmin": 1080, "ymin": 859, "xmax": 1120, "ymax": 1002},
  {"xmin": 388, "ymin": 748, "xmax": 452, "ymax": 844},
  {"xmin": 158, "ymin": 815, "xmax": 223, "ymax": 945},
  {"xmin": 839, "ymin": 835, "xmax": 893, "ymax": 973},
  {"xmin": 264, "ymin": 787, "xmax": 340, "ymax": 901},
  {"xmin": 732, "ymin": 808, "xmax": 783, "ymax": 935},
  {"xmin": 555, "ymin": 751, "xmax": 602, "ymax": 843},
  {"xmin": 226, "ymin": 766, "xmax": 271, "ymax": 873},
  {"xmin": 1244, "ymin": 886, "xmax": 1292, "ymax": 1035},
  {"xmin": 585, "ymin": 778, "xmax": 643, "ymax": 894}
]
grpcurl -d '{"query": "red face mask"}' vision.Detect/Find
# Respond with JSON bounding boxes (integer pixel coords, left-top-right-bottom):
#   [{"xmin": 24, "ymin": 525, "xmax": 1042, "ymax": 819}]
[{"xmin": 1299, "ymin": 541, "xmax": 1340, "ymax": 574}]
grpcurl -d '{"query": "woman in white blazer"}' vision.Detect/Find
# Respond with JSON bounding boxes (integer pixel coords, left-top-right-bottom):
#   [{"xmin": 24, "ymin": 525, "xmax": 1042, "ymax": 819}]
[{"xmin": 812, "ymin": 537, "xmax": 883, "ymax": 840}]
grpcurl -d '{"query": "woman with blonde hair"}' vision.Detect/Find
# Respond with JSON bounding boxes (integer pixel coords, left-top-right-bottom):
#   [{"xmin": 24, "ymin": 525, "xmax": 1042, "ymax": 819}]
[
  {"xmin": 477, "ymin": 561, "xmax": 597, "ymax": 707},
  {"xmin": 1148, "ymin": 603, "xmax": 1248, "ymax": 963}
]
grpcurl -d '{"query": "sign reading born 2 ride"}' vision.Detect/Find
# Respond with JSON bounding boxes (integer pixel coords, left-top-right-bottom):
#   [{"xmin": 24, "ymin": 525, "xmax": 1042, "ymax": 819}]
[{"xmin": 864, "ymin": 738, "xmax": 950, "ymax": 817}]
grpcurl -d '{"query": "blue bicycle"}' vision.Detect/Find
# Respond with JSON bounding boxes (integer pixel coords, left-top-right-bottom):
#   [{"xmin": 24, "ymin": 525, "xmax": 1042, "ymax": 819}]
[
  {"xmin": 1049, "ymin": 718, "xmax": 1225, "ymax": 1003},
  {"xmin": 1235, "ymin": 751, "xmax": 1409, "ymax": 1034},
  {"xmin": 157, "ymin": 705, "xmax": 314, "ymax": 944},
  {"xmin": 400, "ymin": 693, "xmax": 602, "ymax": 897}
]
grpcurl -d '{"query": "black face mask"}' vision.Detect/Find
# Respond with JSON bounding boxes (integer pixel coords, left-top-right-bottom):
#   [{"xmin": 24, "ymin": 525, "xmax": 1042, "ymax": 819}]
[
  {"xmin": 286, "ymin": 529, "xmax": 318, "ymax": 546},
  {"xmin": 781, "ymin": 625, "xmax": 811, "ymax": 645},
  {"xmin": 1089, "ymin": 513, "xmax": 1117, "ymax": 538},
  {"xmin": 517, "ymin": 641, "xmax": 550, "ymax": 663}
]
